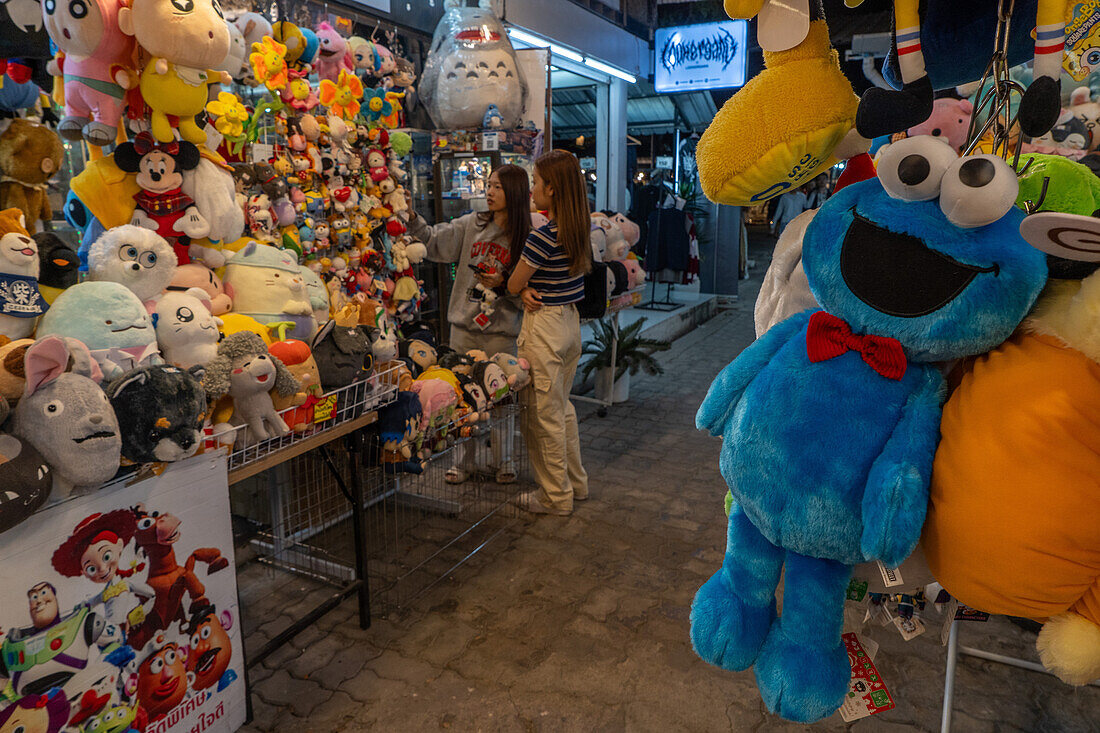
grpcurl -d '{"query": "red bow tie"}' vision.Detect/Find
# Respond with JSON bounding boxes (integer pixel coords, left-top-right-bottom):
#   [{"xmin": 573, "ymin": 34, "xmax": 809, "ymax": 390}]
[{"xmin": 806, "ymin": 311, "xmax": 907, "ymax": 381}]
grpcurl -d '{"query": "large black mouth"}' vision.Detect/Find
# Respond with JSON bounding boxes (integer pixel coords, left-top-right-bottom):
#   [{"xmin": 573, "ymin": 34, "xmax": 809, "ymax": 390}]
[
  {"xmin": 74, "ymin": 431, "xmax": 116, "ymax": 444},
  {"xmin": 840, "ymin": 210, "xmax": 999, "ymax": 318}
]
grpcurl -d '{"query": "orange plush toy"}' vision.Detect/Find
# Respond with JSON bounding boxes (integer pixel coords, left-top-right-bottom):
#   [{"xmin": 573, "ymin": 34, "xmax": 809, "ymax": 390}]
[{"xmin": 926, "ymin": 272, "xmax": 1100, "ymax": 686}]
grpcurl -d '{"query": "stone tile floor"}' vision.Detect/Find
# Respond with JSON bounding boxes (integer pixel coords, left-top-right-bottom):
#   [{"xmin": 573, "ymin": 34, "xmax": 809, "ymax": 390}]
[{"xmin": 243, "ymin": 234, "xmax": 1100, "ymax": 732}]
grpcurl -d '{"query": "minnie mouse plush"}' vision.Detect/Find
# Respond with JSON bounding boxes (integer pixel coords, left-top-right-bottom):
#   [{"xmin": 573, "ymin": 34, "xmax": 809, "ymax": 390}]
[{"xmin": 115, "ymin": 133, "xmax": 209, "ymax": 265}]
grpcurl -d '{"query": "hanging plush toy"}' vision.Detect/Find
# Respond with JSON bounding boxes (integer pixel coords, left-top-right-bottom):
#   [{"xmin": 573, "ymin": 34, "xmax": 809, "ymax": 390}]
[
  {"xmin": 313, "ymin": 21, "xmax": 353, "ymax": 83},
  {"xmin": 691, "ymin": 136, "xmax": 1047, "ymax": 722},
  {"xmin": 699, "ymin": 2, "xmax": 868, "ymax": 207},
  {"xmin": 114, "ymin": 133, "xmax": 209, "ymax": 265},
  {"xmin": 43, "ymin": 0, "xmax": 135, "ymax": 145},
  {"xmin": 852, "ymin": 0, "xmax": 1069, "ymax": 140},
  {"xmin": 0, "ymin": 119, "xmax": 64, "ymax": 232},
  {"xmin": 117, "ymin": 0, "xmax": 230, "ymax": 143}
]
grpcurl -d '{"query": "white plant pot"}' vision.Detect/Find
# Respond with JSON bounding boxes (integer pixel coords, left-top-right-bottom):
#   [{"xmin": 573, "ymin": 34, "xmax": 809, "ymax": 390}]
[{"xmin": 594, "ymin": 367, "xmax": 631, "ymax": 404}]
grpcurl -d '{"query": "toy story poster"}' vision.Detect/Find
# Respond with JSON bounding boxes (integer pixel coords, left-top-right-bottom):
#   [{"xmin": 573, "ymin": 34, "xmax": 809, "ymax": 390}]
[{"xmin": 0, "ymin": 454, "xmax": 245, "ymax": 733}]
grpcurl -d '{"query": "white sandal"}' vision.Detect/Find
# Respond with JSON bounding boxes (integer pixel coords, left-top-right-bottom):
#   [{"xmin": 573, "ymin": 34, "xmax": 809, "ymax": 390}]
[{"xmin": 445, "ymin": 466, "xmax": 470, "ymax": 484}]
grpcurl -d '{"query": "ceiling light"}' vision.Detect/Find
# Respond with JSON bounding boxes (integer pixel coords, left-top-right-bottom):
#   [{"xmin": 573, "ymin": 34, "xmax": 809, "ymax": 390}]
[{"xmin": 583, "ymin": 57, "xmax": 636, "ymax": 83}]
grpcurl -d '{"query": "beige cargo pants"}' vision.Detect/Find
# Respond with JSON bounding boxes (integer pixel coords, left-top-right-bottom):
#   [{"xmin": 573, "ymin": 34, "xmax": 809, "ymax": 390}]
[{"xmin": 518, "ymin": 303, "xmax": 588, "ymax": 511}]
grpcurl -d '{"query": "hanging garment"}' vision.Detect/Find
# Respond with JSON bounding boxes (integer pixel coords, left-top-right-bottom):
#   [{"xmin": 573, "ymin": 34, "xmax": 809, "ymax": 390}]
[{"xmin": 645, "ymin": 208, "xmax": 690, "ymax": 273}]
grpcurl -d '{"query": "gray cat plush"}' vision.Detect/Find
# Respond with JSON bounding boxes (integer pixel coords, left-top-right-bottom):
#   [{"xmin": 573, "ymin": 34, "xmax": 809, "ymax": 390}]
[
  {"xmin": 11, "ymin": 336, "xmax": 122, "ymax": 499},
  {"xmin": 202, "ymin": 332, "xmax": 299, "ymax": 444}
]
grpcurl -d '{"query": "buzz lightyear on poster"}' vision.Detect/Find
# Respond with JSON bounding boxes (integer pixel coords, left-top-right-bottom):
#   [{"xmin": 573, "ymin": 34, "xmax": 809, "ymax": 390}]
[{"xmin": 0, "ymin": 454, "xmax": 246, "ymax": 733}]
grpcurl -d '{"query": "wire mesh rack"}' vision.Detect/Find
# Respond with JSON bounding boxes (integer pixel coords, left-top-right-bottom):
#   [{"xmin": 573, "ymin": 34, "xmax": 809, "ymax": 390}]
[
  {"xmin": 360, "ymin": 399, "xmax": 532, "ymax": 613},
  {"xmin": 222, "ymin": 366, "xmax": 400, "ymax": 474}
]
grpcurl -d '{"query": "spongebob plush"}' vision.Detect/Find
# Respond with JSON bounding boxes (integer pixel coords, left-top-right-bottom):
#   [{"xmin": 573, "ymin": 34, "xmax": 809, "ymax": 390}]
[
  {"xmin": 697, "ymin": 6, "xmax": 865, "ymax": 207},
  {"xmin": 691, "ymin": 136, "xmax": 1047, "ymax": 722}
]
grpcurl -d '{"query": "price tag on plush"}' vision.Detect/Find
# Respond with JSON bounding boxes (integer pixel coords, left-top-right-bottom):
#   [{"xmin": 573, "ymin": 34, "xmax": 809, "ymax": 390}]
[
  {"xmin": 696, "ymin": 20, "xmax": 860, "ymax": 207},
  {"xmin": 838, "ymin": 633, "xmax": 896, "ymax": 722}
]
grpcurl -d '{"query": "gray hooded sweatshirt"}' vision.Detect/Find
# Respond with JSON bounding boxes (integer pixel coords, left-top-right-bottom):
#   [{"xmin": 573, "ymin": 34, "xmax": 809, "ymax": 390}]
[{"xmin": 407, "ymin": 212, "xmax": 523, "ymax": 342}]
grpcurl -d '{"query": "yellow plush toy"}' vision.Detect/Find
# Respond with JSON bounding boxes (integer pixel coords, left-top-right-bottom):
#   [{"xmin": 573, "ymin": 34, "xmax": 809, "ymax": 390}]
[
  {"xmin": 925, "ymin": 273, "xmax": 1100, "ymax": 687},
  {"xmin": 118, "ymin": 0, "xmax": 230, "ymax": 143},
  {"xmin": 696, "ymin": 15, "xmax": 864, "ymax": 207}
]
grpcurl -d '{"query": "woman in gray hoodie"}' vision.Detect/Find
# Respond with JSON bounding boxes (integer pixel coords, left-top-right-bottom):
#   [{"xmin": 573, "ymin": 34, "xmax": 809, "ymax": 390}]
[{"xmin": 406, "ymin": 164, "xmax": 533, "ymax": 483}]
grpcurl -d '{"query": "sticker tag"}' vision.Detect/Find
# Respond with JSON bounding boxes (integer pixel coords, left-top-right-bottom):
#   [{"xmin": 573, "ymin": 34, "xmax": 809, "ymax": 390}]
[
  {"xmin": 877, "ymin": 560, "xmax": 904, "ymax": 588},
  {"xmin": 839, "ymin": 633, "xmax": 896, "ymax": 722},
  {"xmin": 314, "ymin": 395, "xmax": 338, "ymax": 422},
  {"xmin": 252, "ymin": 143, "xmax": 274, "ymax": 163},
  {"xmin": 846, "ymin": 579, "xmax": 868, "ymax": 602},
  {"xmin": 473, "ymin": 312, "xmax": 491, "ymax": 330},
  {"xmin": 955, "ymin": 605, "xmax": 990, "ymax": 622},
  {"xmin": 892, "ymin": 614, "xmax": 926, "ymax": 641},
  {"xmin": 481, "ymin": 132, "xmax": 500, "ymax": 151}
]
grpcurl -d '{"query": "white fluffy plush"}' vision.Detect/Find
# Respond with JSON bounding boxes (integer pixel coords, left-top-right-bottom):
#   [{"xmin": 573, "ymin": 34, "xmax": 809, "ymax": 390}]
[
  {"xmin": 155, "ymin": 288, "xmax": 223, "ymax": 369},
  {"xmin": 88, "ymin": 225, "xmax": 178, "ymax": 303}
]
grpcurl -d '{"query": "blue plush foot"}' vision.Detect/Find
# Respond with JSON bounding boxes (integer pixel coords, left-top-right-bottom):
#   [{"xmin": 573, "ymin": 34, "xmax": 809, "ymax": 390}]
[
  {"xmin": 754, "ymin": 625, "xmax": 850, "ymax": 723},
  {"xmin": 690, "ymin": 571, "xmax": 776, "ymax": 671}
]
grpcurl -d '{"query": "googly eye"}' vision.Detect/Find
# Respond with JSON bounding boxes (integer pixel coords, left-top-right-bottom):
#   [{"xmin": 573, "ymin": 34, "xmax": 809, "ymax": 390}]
[
  {"xmin": 877, "ymin": 136, "xmax": 959, "ymax": 202},
  {"xmin": 139, "ymin": 251, "xmax": 158, "ymax": 268},
  {"xmin": 43, "ymin": 400, "xmax": 63, "ymax": 416},
  {"xmin": 150, "ymin": 658, "xmax": 164, "ymax": 674},
  {"xmin": 121, "ymin": 246, "xmax": 138, "ymax": 261},
  {"xmin": 939, "ymin": 154, "xmax": 1019, "ymax": 228},
  {"xmin": 137, "ymin": 517, "xmax": 155, "ymax": 530}
]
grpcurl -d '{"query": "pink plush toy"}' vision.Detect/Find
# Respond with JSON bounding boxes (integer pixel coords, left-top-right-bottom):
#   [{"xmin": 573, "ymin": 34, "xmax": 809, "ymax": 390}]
[
  {"xmin": 169, "ymin": 263, "xmax": 233, "ymax": 315},
  {"xmin": 623, "ymin": 257, "xmax": 646, "ymax": 289},
  {"xmin": 313, "ymin": 22, "xmax": 353, "ymax": 83},
  {"xmin": 611, "ymin": 213, "xmax": 640, "ymax": 248},
  {"xmin": 906, "ymin": 97, "xmax": 974, "ymax": 154},
  {"xmin": 44, "ymin": 0, "xmax": 136, "ymax": 146},
  {"xmin": 410, "ymin": 378, "xmax": 457, "ymax": 431}
]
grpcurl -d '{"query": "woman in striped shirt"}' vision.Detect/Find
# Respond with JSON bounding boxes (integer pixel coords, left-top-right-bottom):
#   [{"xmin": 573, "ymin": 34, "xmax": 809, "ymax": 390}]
[{"xmin": 507, "ymin": 150, "xmax": 591, "ymax": 515}]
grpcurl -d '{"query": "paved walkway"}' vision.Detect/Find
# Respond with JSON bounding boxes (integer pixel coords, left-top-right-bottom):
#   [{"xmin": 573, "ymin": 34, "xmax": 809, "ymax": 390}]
[{"xmin": 244, "ymin": 234, "xmax": 1100, "ymax": 732}]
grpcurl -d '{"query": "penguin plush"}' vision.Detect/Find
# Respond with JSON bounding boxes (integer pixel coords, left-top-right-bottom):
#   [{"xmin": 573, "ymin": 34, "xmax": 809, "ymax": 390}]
[{"xmin": 33, "ymin": 232, "xmax": 80, "ymax": 305}]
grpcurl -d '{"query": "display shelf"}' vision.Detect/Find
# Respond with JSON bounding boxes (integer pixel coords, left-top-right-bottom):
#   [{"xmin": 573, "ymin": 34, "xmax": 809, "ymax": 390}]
[{"xmin": 222, "ymin": 366, "xmax": 401, "ymax": 482}]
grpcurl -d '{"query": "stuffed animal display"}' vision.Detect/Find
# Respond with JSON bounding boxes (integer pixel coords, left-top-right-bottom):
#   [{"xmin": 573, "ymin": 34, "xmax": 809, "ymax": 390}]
[
  {"xmin": 691, "ymin": 136, "xmax": 1047, "ymax": 722},
  {"xmin": 203, "ymin": 331, "xmax": 299, "ymax": 443}
]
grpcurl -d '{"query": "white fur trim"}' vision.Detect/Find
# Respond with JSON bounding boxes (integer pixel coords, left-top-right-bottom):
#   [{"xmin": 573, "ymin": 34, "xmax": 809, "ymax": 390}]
[{"xmin": 1037, "ymin": 612, "xmax": 1100, "ymax": 685}]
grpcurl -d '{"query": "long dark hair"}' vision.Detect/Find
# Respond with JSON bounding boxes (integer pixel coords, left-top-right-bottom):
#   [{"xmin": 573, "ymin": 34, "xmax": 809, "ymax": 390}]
[
  {"xmin": 535, "ymin": 150, "xmax": 591, "ymax": 275},
  {"xmin": 478, "ymin": 164, "xmax": 532, "ymax": 270}
]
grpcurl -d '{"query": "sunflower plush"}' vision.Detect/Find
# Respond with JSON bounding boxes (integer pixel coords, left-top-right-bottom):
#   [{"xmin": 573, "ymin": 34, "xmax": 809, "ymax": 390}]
[{"xmin": 319, "ymin": 70, "xmax": 363, "ymax": 121}]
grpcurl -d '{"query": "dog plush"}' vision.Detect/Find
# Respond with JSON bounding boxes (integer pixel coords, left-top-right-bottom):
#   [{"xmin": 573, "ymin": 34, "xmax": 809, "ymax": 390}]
[
  {"xmin": 105, "ymin": 365, "xmax": 206, "ymax": 463},
  {"xmin": 12, "ymin": 336, "xmax": 121, "ymax": 498},
  {"xmin": 690, "ymin": 136, "xmax": 1047, "ymax": 722},
  {"xmin": 0, "ymin": 208, "xmax": 47, "ymax": 340},
  {"xmin": 0, "ymin": 119, "xmax": 64, "ymax": 232},
  {"xmin": 202, "ymin": 332, "xmax": 300, "ymax": 443},
  {"xmin": 87, "ymin": 225, "xmax": 178, "ymax": 303}
]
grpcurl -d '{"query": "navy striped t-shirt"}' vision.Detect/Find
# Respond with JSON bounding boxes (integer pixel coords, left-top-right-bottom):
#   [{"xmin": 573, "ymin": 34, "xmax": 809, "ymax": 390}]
[{"xmin": 520, "ymin": 222, "xmax": 585, "ymax": 306}]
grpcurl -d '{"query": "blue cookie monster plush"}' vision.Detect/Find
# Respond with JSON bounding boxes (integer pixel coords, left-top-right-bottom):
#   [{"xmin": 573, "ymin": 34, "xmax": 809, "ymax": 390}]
[{"xmin": 690, "ymin": 136, "xmax": 1048, "ymax": 722}]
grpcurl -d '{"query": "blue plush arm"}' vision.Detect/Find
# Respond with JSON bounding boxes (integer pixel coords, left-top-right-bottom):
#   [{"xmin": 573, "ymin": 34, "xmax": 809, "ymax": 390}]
[
  {"xmin": 696, "ymin": 309, "xmax": 815, "ymax": 436},
  {"xmin": 860, "ymin": 365, "xmax": 946, "ymax": 567}
]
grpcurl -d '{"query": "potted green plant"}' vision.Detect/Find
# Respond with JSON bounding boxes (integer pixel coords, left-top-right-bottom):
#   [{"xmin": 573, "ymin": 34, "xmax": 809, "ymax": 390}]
[{"xmin": 580, "ymin": 317, "xmax": 670, "ymax": 403}]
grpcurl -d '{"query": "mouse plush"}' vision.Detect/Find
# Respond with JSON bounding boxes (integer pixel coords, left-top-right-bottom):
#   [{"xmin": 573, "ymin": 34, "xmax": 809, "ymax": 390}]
[
  {"xmin": 154, "ymin": 289, "xmax": 222, "ymax": 369},
  {"xmin": 33, "ymin": 232, "xmax": 80, "ymax": 305},
  {"xmin": 106, "ymin": 364, "xmax": 206, "ymax": 464},
  {"xmin": 114, "ymin": 133, "xmax": 209, "ymax": 266},
  {"xmin": 12, "ymin": 336, "xmax": 121, "ymax": 499},
  {"xmin": 202, "ymin": 331, "xmax": 300, "ymax": 444},
  {"xmin": 0, "ymin": 208, "xmax": 47, "ymax": 340},
  {"xmin": 38, "ymin": 281, "xmax": 163, "ymax": 381},
  {"xmin": 87, "ymin": 225, "xmax": 178, "ymax": 303},
  {"xmin": 690, "ymin": 136, "xmax": 1047, "ymax": 722}
]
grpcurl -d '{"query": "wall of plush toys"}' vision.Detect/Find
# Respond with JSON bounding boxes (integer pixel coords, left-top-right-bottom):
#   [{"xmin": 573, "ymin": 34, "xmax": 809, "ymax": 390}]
[{"xmin": 0, "ymin": 0, "xmax": 553, "ymax": 548}]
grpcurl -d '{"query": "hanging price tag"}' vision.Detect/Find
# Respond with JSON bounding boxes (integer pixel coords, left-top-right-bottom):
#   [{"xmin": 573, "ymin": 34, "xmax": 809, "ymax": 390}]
[
  {"xmin": 839, "ymin": 633, "xmax": 896, "ymax": 722},
  {"xmin": 876, "ymin": 560, "xmax": 904, "ymax": 588}
]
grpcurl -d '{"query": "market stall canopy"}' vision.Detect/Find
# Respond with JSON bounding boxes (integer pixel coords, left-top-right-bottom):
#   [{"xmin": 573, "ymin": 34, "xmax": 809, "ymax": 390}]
[{"xmin": 552, "ymin": 77, "xmax": 718, "ymax": 138}]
